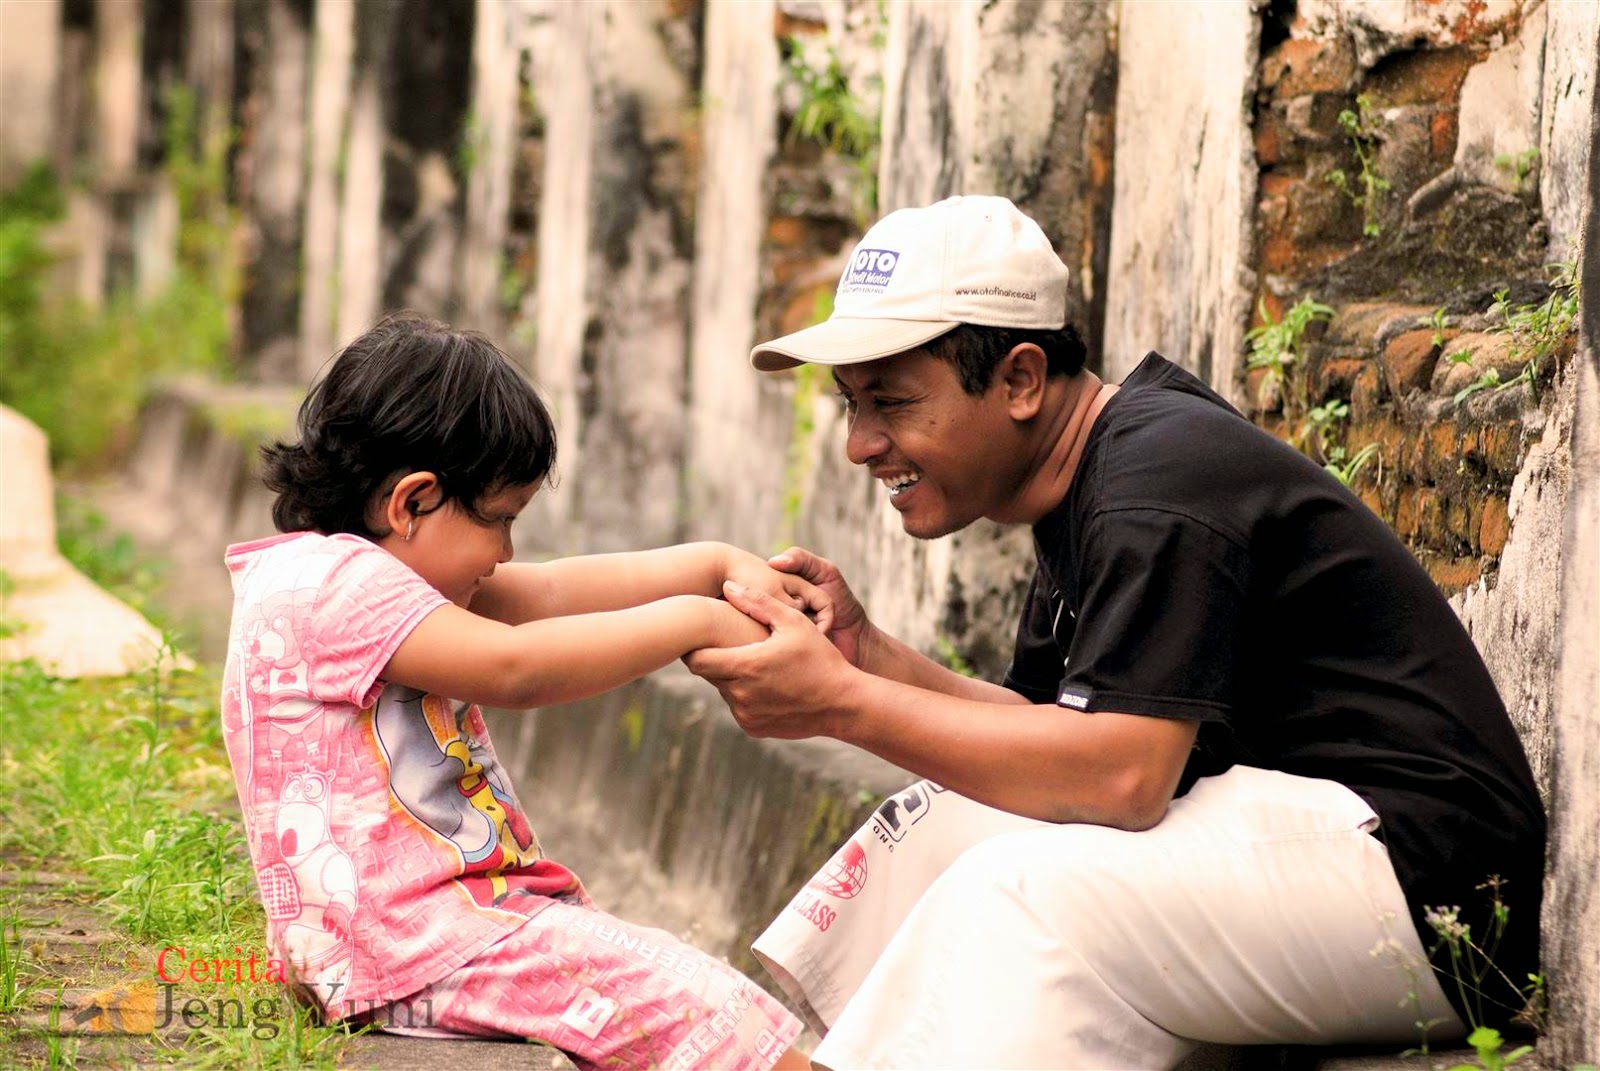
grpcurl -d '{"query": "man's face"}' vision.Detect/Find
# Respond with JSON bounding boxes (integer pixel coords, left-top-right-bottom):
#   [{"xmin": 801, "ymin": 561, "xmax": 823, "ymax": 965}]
[{"xmin": 832, "ymin": 349, "xmax": 1020, "ymax": 540}]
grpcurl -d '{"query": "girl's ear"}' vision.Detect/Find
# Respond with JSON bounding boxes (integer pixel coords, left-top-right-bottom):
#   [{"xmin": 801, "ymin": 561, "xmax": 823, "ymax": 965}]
[
  {"xmin": 377, "ymin": 471, "xmax": 444, "ymax": 539},
  {"xmin": 1000, "ymin": 343, "xmax": 1047, "ymax": 420}
]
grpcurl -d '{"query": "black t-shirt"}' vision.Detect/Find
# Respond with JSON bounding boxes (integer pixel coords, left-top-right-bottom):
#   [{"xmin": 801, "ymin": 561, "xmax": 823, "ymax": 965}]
[{"xmin": 1004, "ymin": 353, "xmax": 1545, "ymax": 1028}]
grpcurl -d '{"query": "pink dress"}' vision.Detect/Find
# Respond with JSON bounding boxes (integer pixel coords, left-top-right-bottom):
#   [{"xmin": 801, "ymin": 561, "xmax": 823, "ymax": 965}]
[{"xmin": 221, "ymin": 532, "xmax": 800, "ymax": 1069}]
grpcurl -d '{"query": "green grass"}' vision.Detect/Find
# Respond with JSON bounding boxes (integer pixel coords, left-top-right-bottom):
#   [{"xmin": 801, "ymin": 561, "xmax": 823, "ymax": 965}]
[{"xmin": 0, "ymin": 650, "xmax": 353, "ymax": 1067}]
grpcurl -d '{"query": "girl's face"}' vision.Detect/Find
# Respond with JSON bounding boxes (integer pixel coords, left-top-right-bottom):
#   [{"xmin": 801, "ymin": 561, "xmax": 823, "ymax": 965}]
[{"xmin": 400, "ymin": 482, "xmax": 538, "ymax": 607}]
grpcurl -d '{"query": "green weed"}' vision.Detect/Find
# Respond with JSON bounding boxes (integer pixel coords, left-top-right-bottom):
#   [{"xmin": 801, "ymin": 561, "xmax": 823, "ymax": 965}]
[
  {"xmin": 1246, "ymin": 296, "xmax": 1333, "ymax": 421},
  {"xmin": 782, "ymin": 361, "xmax": 828, "ymax": 546},
  {"xmin": 1454, "ymin": 263, "xmax": 1579, "ymax": 407},
  {"xmin": 1493, "ymin": 148, "xmax": 1539, "ymax": 193},
  {"xmin": 1428, "ymin": 307, "xmax": 1450, "ymax": 349},
  {"xmin": 1424, "ymin": 878, "xmax": 1546, "ymax": 1053},
  {"xmin": 0, "ymin": 906, "xmax": 29, "ymax": 1015},
  {"xmin": 1325, "ymin": 95, "xmax": 1391, "ymax": 237},
  {"xmin": 781, "ymin": 39, "xmax": 880, "ymax": 219}
]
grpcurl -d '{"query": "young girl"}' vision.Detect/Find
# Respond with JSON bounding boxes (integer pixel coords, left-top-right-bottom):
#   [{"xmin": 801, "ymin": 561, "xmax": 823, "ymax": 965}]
[{"xmin": 220, "ymin": 314, "xmax": 816, "ymax": 1069}]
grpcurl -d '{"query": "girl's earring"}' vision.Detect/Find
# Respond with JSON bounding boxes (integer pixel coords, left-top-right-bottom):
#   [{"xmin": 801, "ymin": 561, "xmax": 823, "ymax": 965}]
[{"xmin": 405, "ymin": 518, "xmax": 415, "ymax": 542}]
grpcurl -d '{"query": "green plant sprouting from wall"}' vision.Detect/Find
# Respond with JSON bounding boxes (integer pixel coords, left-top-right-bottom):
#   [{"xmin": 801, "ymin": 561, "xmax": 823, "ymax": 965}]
[
  {"xmin": 1326, "ymin": 94, "xmax": 1390, "ymax": 238},
  {"xmin": 781, "ymin": 39, "xmax": 881, "ymax": 220},
  {"xmin": 1453, "ymin": 262, "xmax": 1580, "ymax": 407},
  {"xmin": 0, "ymin": 86, "xmax": 235, "ymax": 468},
  {"xmin": 1246, "ymin": 295, "xmax": 1333, "ymax": 421},
  {"xmin": 1247, "ymin": 296, "xmax": 1383, "ymax": 488},
  {"xmin": 1417, "ymin": 879, "xmax": 1546, "ymax": 1071},
  {"xmin": 1493, "ymin": 148, "xmax": 1539, "ymax": 193},
  {"xmin": 780, "ymin": 290, "xmax": 835, "ymax": 545}
]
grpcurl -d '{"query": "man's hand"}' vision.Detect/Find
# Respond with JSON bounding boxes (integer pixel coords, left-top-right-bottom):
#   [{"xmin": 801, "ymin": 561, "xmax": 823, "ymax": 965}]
[
  {"xmin": 685, "ymin": 581, "xmax": 855, "ymax": 740},
  {"xmin": 701, "ymin": 596, "xmax": 773, "ymax": 649},
  {"xmin": 721, "ymin": 545, "xmax": 834, "ymax": 633},
  {"xmin": 766, "ymin": 546, "xmax": 874, "ymax": 669}
]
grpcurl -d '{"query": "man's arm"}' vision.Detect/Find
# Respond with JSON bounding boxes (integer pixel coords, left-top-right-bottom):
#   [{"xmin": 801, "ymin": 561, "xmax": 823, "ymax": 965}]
[
  {"xmin": 470, "ymin": 541, "xmax": 828, "ymax": 626},
  {"xmin": 686, "ymin": 583, "xmax": 1197, "ymax": 829},
  {"xmin": 765, "ymin": 546, "xmax": 1027, "ymax": 705}
]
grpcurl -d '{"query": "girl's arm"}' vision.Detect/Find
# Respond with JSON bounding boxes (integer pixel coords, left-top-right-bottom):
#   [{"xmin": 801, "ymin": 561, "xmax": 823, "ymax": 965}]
[
  {"xmin": 469, "ymin": 541, "xmax": 828, "ymax": 625},
  {"xmin": 383, "ymin": 595, "xmax": 769, "ymax": 710}
]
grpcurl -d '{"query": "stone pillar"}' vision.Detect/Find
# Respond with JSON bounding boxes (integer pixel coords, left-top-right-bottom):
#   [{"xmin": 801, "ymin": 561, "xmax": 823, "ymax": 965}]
[
  {"xmin": 334, "ymin": 0, "xmax": 394, "ymax": 348},
  {"xmin": 94, "ymin": 0, "xmax": 143, "ymax": 184},
  {"xmin": 1541, "ymin": 0, "xmax": 1600, "ymax": 263},
  {"xmin": 0, "ymin": 0, "xmax": 63, "ymax": 188},
  {"xmin": 528, "ymin": 0, "xmax": 698, "ymax": 554},
  {"xmin": 457, "ymin": 0, "xmax": 522, "ymax": 334},
  {"xmin": 300, "ymin": 0, "xmax": 355, "ymax": 375},
  {"xmin": 185, "ymin": 0, "xmax": 234, "ymax": 152},
  {"xmin": 683, "ymin": 0, "xmax": 783, "ymax": 556},
  {"xmin": 238, "ymin": 0, "xmax": 309, "ymax": 381},
  {"xmin": 1102, "ymin": 0, "xmax": 1260, "ymax": 398},
  {"xmin": 1545, "ymin": 31, "xmax": 1600, "ymax": 1062}
]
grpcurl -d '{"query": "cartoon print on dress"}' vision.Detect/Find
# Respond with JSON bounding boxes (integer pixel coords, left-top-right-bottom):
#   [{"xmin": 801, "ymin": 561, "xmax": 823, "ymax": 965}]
[
  {"xmin": 237, "ymin": 555, "xmax": 340, "ymax": 791},
  {"xmin": 270, "ymin": 770, "xmax": 357, "ymax": 994},
  {"xmin": 374, "ymin": 686, "xmax": 578, "ymax": 908}
]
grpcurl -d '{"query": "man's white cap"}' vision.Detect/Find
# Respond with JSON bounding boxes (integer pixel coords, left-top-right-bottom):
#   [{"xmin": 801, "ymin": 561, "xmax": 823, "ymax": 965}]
[{"xmin": 751, "ymin": 195, "xmax": 1070, "ymax": 371}]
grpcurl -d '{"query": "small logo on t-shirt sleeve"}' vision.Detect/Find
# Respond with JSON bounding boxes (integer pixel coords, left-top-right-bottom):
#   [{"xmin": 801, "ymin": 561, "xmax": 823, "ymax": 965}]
[{"xmin": 1056, "ymin": 683, "xmax": 1094, "ymax": 711}]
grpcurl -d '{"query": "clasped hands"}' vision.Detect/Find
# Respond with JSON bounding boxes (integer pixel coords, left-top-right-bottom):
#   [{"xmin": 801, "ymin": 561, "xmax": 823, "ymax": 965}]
[{"xmin": 689, "ymin": 547, "xmax": 868, "ymax": 740}]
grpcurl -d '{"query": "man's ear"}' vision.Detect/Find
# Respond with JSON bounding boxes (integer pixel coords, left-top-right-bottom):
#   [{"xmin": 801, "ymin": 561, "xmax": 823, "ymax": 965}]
[
  {"xmin": 1000, "ymin": 343, "xmax": 1048, "ymax": 420},
  {"xmin": 374, "ymin": 471, "xmax": 443, "ymax": 538}
]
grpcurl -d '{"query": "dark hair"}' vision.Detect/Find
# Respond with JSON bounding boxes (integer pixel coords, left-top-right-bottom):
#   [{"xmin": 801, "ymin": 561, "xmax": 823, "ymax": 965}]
[
  {"xmin": 260, "ymin": 313, "xmax": 557, "ymax": 537},
  {"xmin": 923, "ymin": 322, "xmax": 1088, "ymax": 395}
]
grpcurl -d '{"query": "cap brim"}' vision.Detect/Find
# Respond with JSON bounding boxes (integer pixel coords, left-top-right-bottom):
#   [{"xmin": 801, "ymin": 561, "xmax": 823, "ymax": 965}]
[{"xmin": 751, "ymin": 318, "xmax": 961, "ymax": 371}]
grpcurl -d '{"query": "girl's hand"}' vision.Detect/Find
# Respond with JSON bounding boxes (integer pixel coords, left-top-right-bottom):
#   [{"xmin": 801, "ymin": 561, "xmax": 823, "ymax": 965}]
[
  {"xmin": 720, "ymin": 546, "xmax": 834, "ymax": 632},
  {"xmin": 700, "ymin": 596, "xmax": 773, "ymax": 650}
]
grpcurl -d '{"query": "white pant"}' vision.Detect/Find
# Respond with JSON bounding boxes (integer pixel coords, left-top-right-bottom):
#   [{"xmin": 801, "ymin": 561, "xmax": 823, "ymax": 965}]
[{"xmin": 753, "ymin": 766, "xmax": 1463, "ymax": 1070}]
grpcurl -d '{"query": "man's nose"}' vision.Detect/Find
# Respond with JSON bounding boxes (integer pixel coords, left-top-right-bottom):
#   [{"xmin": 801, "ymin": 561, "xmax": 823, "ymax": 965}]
[{"xmin": 845, "ymin": 414, "xmax": 888, "ymax": 467}]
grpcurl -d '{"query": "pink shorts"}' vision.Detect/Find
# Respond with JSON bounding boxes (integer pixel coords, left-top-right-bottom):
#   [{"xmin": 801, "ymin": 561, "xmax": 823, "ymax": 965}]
[{"xmin": 362, "ymin": 900, "xmax": 803, "ymax": 1070}]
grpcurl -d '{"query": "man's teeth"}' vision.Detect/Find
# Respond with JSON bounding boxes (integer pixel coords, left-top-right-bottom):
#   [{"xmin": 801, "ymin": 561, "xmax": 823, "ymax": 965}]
[{"xmin": 883, "ymin": 474, "xmax": 921, "ymax": 497}]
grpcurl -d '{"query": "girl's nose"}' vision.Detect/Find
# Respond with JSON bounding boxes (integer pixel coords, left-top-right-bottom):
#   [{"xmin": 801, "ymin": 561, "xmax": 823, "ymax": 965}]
[{"xmin": 499, "ymin": 528, "xmax": 515, "ymax": 563}]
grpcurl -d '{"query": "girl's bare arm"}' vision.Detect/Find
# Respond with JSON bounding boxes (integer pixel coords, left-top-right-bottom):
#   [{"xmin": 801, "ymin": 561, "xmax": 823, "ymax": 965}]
[
  {"xmin": 470, "ymin": 542, "xmax": 829, "ymax": 627},
  {"xmin": 383, "ymin": 595, "xmax": 769, "ymax": 710}
]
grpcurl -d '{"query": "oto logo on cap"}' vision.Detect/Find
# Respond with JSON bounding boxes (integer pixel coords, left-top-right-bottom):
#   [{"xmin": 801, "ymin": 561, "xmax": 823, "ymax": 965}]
[{"xmin": 840, "ymin": 247, "xmax": 900, "ymax": 294}]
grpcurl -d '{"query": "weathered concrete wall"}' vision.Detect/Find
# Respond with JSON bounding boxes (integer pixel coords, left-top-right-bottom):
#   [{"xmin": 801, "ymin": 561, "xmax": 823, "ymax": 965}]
[
  {"xmin": 1541, "ymin": 0, "xmax": 1600, "ymax": 263},
  {"xmin": 1543, "ymin": 46, "xmax": 1600, "ymax": 1065},
  {"xmin": 525, "ymin": 0, "xmax": 697, "ymax": 556},
  {"xmin": 1102, "ymin": 0, "xmax": 1259, "ymax": 396},
  {"xmin": 237, "ymin": 0, "xmax": 309, "ymax": 381},
  {"xmin": 299, "ymin": 0, "xmax": 354, "ymax": 376},
  {"xmin": 457, "ymin": 0, "xmax": 523, "ymax": 336},
  {"xmin": 333, "ymin": 1, "xmax": 390, "ymax": 350},
  {"xmin": 682, "ymin": 0, "xmax": 785, "ymax": 558}
]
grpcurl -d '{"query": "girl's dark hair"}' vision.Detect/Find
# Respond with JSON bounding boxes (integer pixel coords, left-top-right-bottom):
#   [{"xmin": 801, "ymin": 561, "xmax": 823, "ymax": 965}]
[
  {"xmin": 923, "ymin": 322, "xmax": 1088, "ymax": 395},
  {"xmin": 261, "ymin": 313, "xmax": 557, "ymax": 537}
]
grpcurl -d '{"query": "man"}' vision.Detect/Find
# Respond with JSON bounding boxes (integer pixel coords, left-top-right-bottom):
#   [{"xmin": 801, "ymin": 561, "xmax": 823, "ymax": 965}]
[{"xmin": 686, "ymin": 195, "xmax": 1544, "ymax": 1069}]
